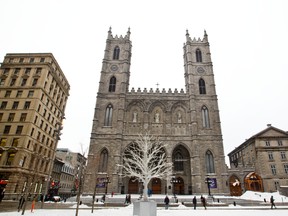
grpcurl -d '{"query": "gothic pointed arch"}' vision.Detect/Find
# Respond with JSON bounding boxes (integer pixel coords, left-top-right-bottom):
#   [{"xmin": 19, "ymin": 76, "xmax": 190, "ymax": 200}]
[
  {"xmin": 172, "ymin": 144, "xmax": 191, "ymax": 172},
  {"xmin": 104, "ymin": 104, "xmax": 113, "ymax": 126},
  {"xmin": 109, "ymin": 76, "xmax": 116, "ymax": 92},
  {"xmin": 113, "ymin": 46, "xmax": 120, "ymax": 60},
  {"xmin": 201, "ymin": 105, "xmax": 210, "ymax": 128},
  {"xmin": 205, "ymin": 150, "xmax": 215, "ymax": 174},
  {"xmin": 99, "ymin": 148, "xmax": 109, "ymax": 173},
  {"xmin": 199, "ymin": 78, "xmax": 206, "ymax": 94},
  {"xmin": 196, "ymin": 48, "xmax": 202, "ymax": 62}
]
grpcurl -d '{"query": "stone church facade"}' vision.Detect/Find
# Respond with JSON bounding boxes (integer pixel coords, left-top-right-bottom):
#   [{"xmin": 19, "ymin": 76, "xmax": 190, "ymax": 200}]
[{"xmin": 83, "ymin": 28, "xmax": 228, "ymax": 196}]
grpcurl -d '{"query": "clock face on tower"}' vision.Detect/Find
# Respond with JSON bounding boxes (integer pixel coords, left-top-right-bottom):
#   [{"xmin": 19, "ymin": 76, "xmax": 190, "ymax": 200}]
[{"xmin": 110, "ymin": 65, "xmax": 118, "ymax": 72}]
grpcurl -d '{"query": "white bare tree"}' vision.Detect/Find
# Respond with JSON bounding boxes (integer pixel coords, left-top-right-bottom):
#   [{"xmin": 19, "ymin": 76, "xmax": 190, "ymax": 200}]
[{"xmin": 117, "ymin": 132, "xmax": 173, "ymax": 201}]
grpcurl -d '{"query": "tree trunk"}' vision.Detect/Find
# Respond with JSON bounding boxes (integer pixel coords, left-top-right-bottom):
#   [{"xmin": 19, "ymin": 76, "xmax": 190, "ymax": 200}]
[{"xmin": 143, "ymin": 181, "xmax": 148, "ymax": 201}]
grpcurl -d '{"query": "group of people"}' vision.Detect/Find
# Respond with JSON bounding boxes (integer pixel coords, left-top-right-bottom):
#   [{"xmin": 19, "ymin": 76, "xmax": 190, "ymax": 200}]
[
  {"xmin": 164, "ymin": 195, "xmax": 207, "ymax": 210},
  {"xmin": 124, "ymin": 194, "xmax": 131, "ymax": 205}
]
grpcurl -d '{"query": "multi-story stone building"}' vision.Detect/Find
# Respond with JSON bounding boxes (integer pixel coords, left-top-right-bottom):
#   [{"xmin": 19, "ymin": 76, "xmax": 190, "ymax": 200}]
[
  {"xmin": 84, "ymin": 28, "xmax": 228, "ymax": 196},
  {"xmin": 0, "ymin": 53, "xmax": 69, "ymax": 200},
  {"xmin": 55, "ymin": 148, "xmax": 87, "ymax": 198},
  {"xmin": 228, "ymin": 124, "xmax": 288, "ymax": 196}
]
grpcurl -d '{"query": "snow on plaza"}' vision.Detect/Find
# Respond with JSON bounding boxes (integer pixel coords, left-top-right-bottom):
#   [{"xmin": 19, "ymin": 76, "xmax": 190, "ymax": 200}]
[{"xmin": 1, "ymin": 191, "xmax": 288, "ymax": 216}]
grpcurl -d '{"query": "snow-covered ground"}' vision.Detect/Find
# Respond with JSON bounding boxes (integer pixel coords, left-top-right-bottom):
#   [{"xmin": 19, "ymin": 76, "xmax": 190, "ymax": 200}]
[{"xmin": 2, "ymin": 191, "xmax": 287, "ymax": 216}]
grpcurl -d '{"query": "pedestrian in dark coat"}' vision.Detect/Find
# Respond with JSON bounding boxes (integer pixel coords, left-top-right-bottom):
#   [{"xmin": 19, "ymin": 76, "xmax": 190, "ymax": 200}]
[
  {"xmin": 200, "ymin": 195, "xmax": 207, "ymax": 209},
  {"xmin": 270, "ymin": 195, "xmax": 276, "ymax": 209},
  {"xmin": 192, "ymin": 196, "xmax": 197, "ymax": 209},
  {"xmin": 164, "ymin": 195, "xmax": 170, "ymax": 210}
]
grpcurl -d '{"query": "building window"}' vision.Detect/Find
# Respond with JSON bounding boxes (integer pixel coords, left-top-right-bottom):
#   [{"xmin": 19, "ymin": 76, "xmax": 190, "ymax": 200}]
[
  {"xmin": 14, "ymin": 68, "xmax": 20, "ymax": 75},
  {"xmin": 109, "ymin": 76, "xmax": 116, "ymax": 92},
  {"xmin": 281, "ymin": 152, "xmax": 286, "ymax": 160},
  {"xmin": 274, "ymin": 181, "xmax": 280, "ymax": 190},
  {"xmin": 19, "ymin": 58, "xmax": 24, "ymax": 63},
  {"xmin": 21, "ymin": 78, "xmax": 27, "ymax": 86},
  {"xmin": 284, "ymin": 164, "xmax": 288, "ymax": 174},
  {"xmin": 205, "ymin": 150, "xmax": 215, "ymax": 173},
  {"xmin": 12, "ymin": 101, "xmax": 19, "ymax": 109},
  {"xmin": 265, "ymin": 141, "xmax": 270, "ymax": 146},
  {"xmin": 40, "ymin": 58, "xmax": 45, "ymax": 62},
  {"xmin": 270, "ymin": 164, "xmax": 277, "ymax": 175},
  {"xmin": 32, "ymin": 79, "xmax": 38, "ymax": 86},
  {"xmin": 268, "ymin": 152, "xmax": 274, "ymax": 160},
  {"xmin": 12, "ymin": 138, "xmax": 19, "ymax": 147},
  {"xmin": 4, "ymin": 125, "xmax": 11, "ymax": 134},
  {"xmin": 0, "ymin": 113, "xmax": 3, "ymax": 121},
  {"xmin": 0, "ymin": 78, "xmax": 6, "ymax": 86},
  {"xmin": 199, "ymin": 78, "xmax": 206, "ymax": 94},
  {"xmin": 5, "ymin": 91, "xmax": 11, "ymax": 97},
  {"xmin": 29, "ymin": 58, "xmax": 34, "ymax": 63},
  {"xmin": 99, "ymin": 149, "xmax": 108, "ymax": 172},
  {"xmin": 113, "ymin": 46, "xmax": 120, "ymax": 60},
  {"xmin": 36, "ymin": 68, "xmax": 42, "ymax": 75},
  {"xmin": 16, "ymin": 126, "xmax": 23, "ymax": 135},
  {"xmin": 20, "ymin": 113, "xmax": 27, "ymax": 122},
  {"xmin": 201, "ymin": 106, "xmax": 210, "ymax": 128},
  {"xmin": 174, "ymin": 152, "xmax": 184, "ymax": 171},
  {"xmin": 30, "ymin": 128, "xmax": 34, "ymax": 136},
  {"xmin": 24, "ymin": 101, "xmax": 31, "ymax": 109},
  {"xmin": 0, "ymin": 138, "xmax": 7, "ymax": 147},
  {"xmin": 10, "ymin": 78, "xmax": 16, "ymax": 86},
  {"xmin": 28, "ymin": 91, "xmax": 34, "ymax": 97},
  {"xmin": 6, "ymin": 153, "xmax": 15, "ymax": 165},
  {"xmin": 278, "ymin": 140, "xmax": 283, "ymax": 146},
  {"xmin": 16, "ymin": 91, "xmax": 23, "ymax": 97},
  {"xmin": 8, "ymin": 113, "xmax": 15, "ymax": 121},
  {"xmin": 196, "ymin": 48, "xmax": 202, "ymax": 62},
  {"xmin": 3, "ymin": 68, "xmax": 10, "ymax": 74},
  {"xmin": 25, "ymin": 68, "xmax": 31, "ymax": 75},
  {"xmin": 104, "ymin": 104, "xmax": 113, "ymax": 126},
  {"xmin": 0, "ymin": 101, "xmax": 7, "ymax": 109}
]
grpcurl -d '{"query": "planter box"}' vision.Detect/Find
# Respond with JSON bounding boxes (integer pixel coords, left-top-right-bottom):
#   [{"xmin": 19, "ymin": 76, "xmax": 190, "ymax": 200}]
[{"xmin": 133, "ymin": 200, "xmax": 157, "ymax": 216}]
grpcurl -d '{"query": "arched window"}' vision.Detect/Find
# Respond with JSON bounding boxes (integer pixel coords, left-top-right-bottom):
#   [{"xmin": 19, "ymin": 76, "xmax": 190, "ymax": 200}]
[
  {"xmin": 199, "ymin": 78, "xmax": 206, "ymax": 94},
  {"xmin": 205, "ymin": 150, "xmax": 215, "ymax": 173},
  {"xmin": 196, "ymin": 49, "xmax": 202, "ymax": 62},
  {"xmin": 99, "ymin": 149, "xmax": 108, "ymax": 172},
  {"xmin": 104, "ymin": 104, "xmax": 113, "ymax": 126},
  {"xmin": 113, "ymin": 46, "xmax": 120, "ymax": 60},
  {"xmin": 174, "ymin": 152, "xmax": 184, "ymax": 171},
  {"xmin": 202, "ymin": 106, "xmax": 210, "ymax": 128},
  {"xmin": 109, "ymin": 76, "xmax": 116, "ymax": 92}
]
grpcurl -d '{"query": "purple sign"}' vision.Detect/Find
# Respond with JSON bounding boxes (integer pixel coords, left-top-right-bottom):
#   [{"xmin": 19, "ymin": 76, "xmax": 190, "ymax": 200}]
[{"xmin": 209, "ymin": 178, "xmax": 217, "ymax": 189}]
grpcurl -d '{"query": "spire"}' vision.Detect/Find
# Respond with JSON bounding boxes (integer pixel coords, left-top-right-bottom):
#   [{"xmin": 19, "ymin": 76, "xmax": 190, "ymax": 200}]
[
  {"xmin": 127, "ymin": 27, "xmax": 131, "ymax": 39},
  {"xmin": 186, "ymin": 29, "xmax": 190, "ymax": 41},
  {"xmin": 204, "ymin": 29, "xmax": 208, "ymax": 42},
  {"xmin": 107, "ymin": 26, "xmax": 112, "ymax": 39}
]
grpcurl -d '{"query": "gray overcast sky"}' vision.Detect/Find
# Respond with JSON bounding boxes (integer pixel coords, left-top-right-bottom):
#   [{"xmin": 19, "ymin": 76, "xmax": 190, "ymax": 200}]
[{"xmin": 1, "ymin": 0, "xmax": 287, "ymax": 163}]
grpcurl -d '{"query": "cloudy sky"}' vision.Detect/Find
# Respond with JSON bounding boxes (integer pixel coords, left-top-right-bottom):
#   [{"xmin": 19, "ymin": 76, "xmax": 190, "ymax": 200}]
[{"xmin": 1, "ymin": 0, "xmax": 287, "ymax": 163}]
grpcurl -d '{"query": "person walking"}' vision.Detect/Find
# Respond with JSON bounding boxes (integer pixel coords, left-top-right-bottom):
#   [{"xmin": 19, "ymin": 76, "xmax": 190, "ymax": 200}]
[
  {"xmin": 200, "ymin": 195, "xmax": 207, "ymax": 210},
  {"xmin": 192, "ymin": 196, "xmax": 197, "ymax": 210},
  {"xmin": 164, "ymin": 195, "xmax": 170, "ymax": 210},
  {"xmin": 270, "ymin": 195, "xmax": 276, "ymax": 209}
]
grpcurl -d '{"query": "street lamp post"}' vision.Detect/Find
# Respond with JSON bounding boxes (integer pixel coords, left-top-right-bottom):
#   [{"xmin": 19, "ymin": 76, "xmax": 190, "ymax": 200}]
[
  {"xmin": 170, "ymin": 176, "xmax": 179, "ymax": 200},
  {"xmin": 205, "ymin": 177, "xmax": 212, "ymax": 196},
  {"xmin": 103, "ymin": 175, "xmax": 111, "ymax": 194}
]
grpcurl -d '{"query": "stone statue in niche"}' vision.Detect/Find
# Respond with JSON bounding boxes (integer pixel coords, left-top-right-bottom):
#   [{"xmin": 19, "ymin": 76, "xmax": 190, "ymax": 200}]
[
  {"xmin": 132, "ymin": 112, "xmax": 138, "ymax": 122},
  {"xmin": 177, "ymin": 112, "xmax": 182, "ymax": 123},
  {"xmin": 155, "ymin": 111, "xmax": 160, "ymax": 123}
]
